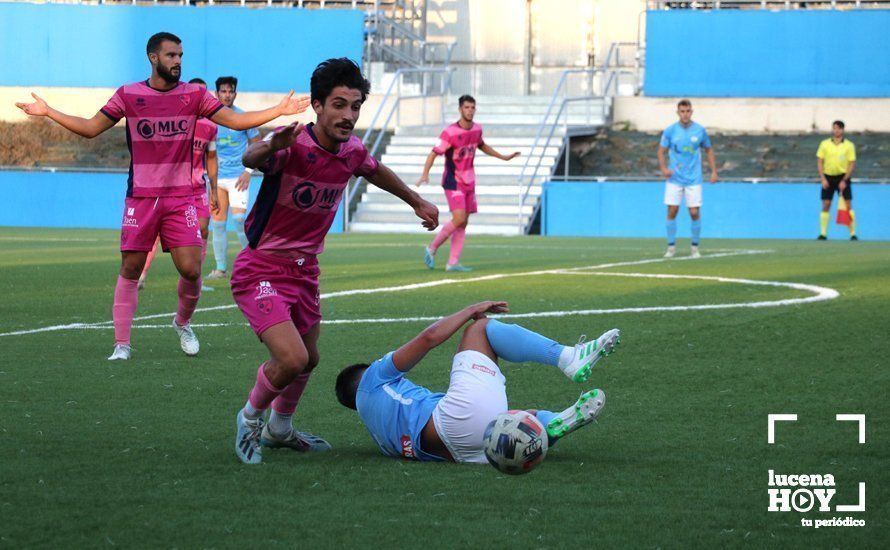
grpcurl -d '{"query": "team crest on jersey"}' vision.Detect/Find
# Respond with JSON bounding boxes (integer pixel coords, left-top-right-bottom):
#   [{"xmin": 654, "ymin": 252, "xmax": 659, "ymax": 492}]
[
  {"xmin": 135, "ymin": 97, "xmax": 146, "ymax": 107},
  {"xmin": 180, "ymin": 94, "xmax": 191, "ymax": 106},
  {"xmin": 257, "ymin": 298, "xmax": 273, "ymax": 315},
  {"xmin": 306, "ymin": 152, "xmax": 317, "ymax": 164}
]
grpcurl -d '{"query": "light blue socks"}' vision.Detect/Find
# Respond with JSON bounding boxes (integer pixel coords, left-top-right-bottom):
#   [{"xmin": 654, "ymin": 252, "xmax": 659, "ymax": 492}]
[
  {"xmin": 233, "ymin": 212, "xmax": 248, "ymax": 249},
  {"xmin": 666, "ymin": 219, "xmax": 677, "ymax": 246},
  {"xmin": 484, "ymin": 319, "xmax": 563, "ymax": 367},
  {"xmin": 211, "ymin": 220, "xmax": 228, "ymax": 272},
  {"xmin": 691, "ymin": 219, "xmax": 702, "ymax": 246}
]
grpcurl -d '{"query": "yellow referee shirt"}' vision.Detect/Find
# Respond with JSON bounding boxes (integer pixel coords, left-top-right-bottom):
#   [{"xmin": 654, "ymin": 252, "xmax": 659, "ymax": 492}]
[{"xmin": 817, "ymin": 138, "xmax": 856, "ymax": 176}]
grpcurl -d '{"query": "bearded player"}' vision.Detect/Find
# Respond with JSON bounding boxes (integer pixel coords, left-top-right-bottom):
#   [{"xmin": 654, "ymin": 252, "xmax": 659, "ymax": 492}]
[
  {"xmin": 138, "ymin": 77, "xmax": 219, "ymax": 292},
  {"xmin": 417, "ymin": 95, "xmax": 520, "ymax": 272},
  {"xmin": 232, "ymin": 58, "xmax": 438, "ymax": 464},
  {"xmin": 15, "ymin": 32, "xmax": 309, "ymax": 361},
  {"xmin": 335, "ymin": 301, "xmax": 620, "ymax": 463}
]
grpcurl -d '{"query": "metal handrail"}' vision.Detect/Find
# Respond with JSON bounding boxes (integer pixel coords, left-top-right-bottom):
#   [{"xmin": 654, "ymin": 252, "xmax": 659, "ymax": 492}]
[
  {"xmin": 516, "ymin": 67, "xmax": 638, "ymax": 234},
  {"xmin": 343, "ymin": 66, "xmax": 454, "ymax": 230}
]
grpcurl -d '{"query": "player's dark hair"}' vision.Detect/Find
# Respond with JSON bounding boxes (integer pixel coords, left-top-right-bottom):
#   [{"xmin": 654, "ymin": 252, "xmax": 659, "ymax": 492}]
[
  {"xmin": 833, "ymin": 120, "xmax": 845, "ymax": 129},
  {"xmin": 216, "ymin": 76, "xmax": 238, "ymax": 92},
  {"xmin": 310, "ymin": 58, "xmax": 370, "ymax": 104},
  {"xmin": 459, "ymin": 94, "xmax": 476, "ymax": 106},
  {"xmin": 188, "ymin": 78, "xmax": 206, "ymax": 86},
  {"xmin": 335, "ymin": 363, "xmax": 369, "ymax": 410},
  {"xmin": 677, "ymin": 99, "xmax": 692, "ymax": 108},
  {"xmin": 146, "ymin": 32, "xmax": 181, "ymax": 55}
]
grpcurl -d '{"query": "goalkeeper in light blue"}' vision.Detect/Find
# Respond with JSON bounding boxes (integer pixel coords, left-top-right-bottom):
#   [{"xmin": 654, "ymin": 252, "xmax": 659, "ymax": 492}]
[{"xmin": 335, "ymin": 301, "xmax": 620, "ymax": 463}]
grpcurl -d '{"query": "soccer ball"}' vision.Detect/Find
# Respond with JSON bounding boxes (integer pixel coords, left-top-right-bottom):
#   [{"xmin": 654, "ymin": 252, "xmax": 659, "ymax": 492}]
[{"xmin": 482, "ymin": 410, "xmax": 549, "ymax": 475}]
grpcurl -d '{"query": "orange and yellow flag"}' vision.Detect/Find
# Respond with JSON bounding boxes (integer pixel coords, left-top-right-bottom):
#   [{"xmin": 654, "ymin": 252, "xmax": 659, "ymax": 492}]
[{"xmin": 836, "ymin": 197, "xmax": 852, "ymax": 226}]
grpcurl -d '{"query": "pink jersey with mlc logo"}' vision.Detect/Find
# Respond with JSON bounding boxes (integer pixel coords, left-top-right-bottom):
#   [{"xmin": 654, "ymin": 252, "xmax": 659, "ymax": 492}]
[
  {"xmin": 432, "ymin": 121, "xmax": 484, "ymax": 190},
  {"xmin": 245, "ymin": 124, "xmax": 378, "ymax": 259},
  {"xmin": 100, "ymin": 81, "xmax": 224, "ymax": 198},
  {"xmin": 192, "ymin": 118, "xmax": 218, "ymax": 191}
]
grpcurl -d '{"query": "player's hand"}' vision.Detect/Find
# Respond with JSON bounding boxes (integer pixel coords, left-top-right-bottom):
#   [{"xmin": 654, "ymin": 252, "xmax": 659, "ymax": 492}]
[
  {"xmin": 506, "ymin": 152, "xmax": 521, "ymax": 161},
  {"xmin": 209, "ymin": 190, "xmax": 220, "ymax": 215},
  {"xmin": 277, "ymin": 91, "xmax": 311, "ymax": 116},
  {"xmin": 661, "ymin": 168, "xmax": 673, "ymax": 179},
  {"xmin": 15, "ymin": 92, "xmax": 50, "ymax": 117},
  {"xmin": 414, "ymin": 199, "xmax": 439, "ymax": 231},
  {"xmin": 235, "ymin": 171, "xmax": 252, "ymax": 192},
  {"xmin": 821, "ymin": 178, "xmax": 829, "ymax": 190},
  {"xmin": 709, "ymin": 171, "xmax": 718, "ymax": 184},
  {"xmin": 470, "ymin": 301, "xmax": 510, "ymax": 319},
  {"xmin": 270, "ymin": 122, "xmax": 303, "ymax": 152},
  {"xmin": 415, "ymin": 175, "xmax": 429, "ymax": 187}
]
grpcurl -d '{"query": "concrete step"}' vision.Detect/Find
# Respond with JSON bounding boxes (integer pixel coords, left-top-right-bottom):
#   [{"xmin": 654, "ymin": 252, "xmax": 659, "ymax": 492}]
[
  {"xmin": 356, "ymin": 201, "xmax": 535, "ymax": 216},
  {"xmin": 365, "ymin": 185, "xmax": 541, "ymax": 196},
  {"xmin": 395, "ymin": 124, "xmax": 568, "ymax": 137},
  {"xmin": 349, "ymin": 221, "xmax": 523, "ymax": 236},
  {"xmin": 362, "ymin": 192, "xmax": 534, "ymax": 207},
  {"xmin": 387, "ymin": 135, "xmax": 561, "ymax": 147},
  {"xmin": 382, "ymin": 145, "xmax": 562, "ymax": 157},
  {"xmin": 384, "ymin": 163, "xmax": 540, "ymax": 177},
  {"xmin": 351, "ymin": 210, "xmax": 531, "ymax": 227},
  {"xmin": 380, "ymin": 154, "xmax": 552, "ymax": 168}
]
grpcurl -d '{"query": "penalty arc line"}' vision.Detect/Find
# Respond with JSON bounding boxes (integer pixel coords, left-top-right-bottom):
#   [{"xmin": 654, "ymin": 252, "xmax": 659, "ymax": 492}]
[{"xmin": 0, "ymin": 249, "xmax": 778, "ymax": 338}]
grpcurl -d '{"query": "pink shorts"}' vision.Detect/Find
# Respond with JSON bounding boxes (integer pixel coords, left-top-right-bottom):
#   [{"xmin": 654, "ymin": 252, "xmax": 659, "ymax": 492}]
[
  {"xmin": 445, "ymin": 187, "xmax": 477, "ymax": 214},
  {"xmin": 230, "ymin": 247, "xmax": 322, "ymax": 338},
  {"xmin": 193, "ymin": 190, "xmax": 211, "ymax": 220},
  {"xmin": 120, "ymin": 196, "xmax": 202, "ymax": 253}
]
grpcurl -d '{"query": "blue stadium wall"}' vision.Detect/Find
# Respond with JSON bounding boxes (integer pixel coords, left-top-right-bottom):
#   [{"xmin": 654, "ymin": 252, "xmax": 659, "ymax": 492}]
[
  {"xmin": 645, "ymin": 10, "xmax": 890, "ymax": 97},
  {"xmin": 0, "ymin": 171, "xmax": 343, "ymax": 233},
  {"xmin": 542, "ymin": 181, "xmax": 890, "ymax": 241},
  {"xmin": 0, "ymin": 4, "xmax": 364, "ymax": 92}
]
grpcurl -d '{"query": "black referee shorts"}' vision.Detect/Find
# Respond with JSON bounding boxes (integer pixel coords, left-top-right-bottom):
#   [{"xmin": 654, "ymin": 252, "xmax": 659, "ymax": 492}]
[{"xmin": 821, "ymin": 174, "xmax": 853, "ymax": 201}]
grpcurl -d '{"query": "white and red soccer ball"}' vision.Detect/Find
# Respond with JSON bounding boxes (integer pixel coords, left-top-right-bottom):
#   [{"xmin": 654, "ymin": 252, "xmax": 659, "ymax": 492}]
[{"xmin": 483, "ymin": 410, "xmax": 548, "ymax": 475}]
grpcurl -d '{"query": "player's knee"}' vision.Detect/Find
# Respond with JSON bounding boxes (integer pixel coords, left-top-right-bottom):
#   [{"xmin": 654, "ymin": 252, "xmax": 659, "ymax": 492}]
[
  {"xmin": 119, "ymin": 264, "xmax": 142, "ymax": 280},
  {"xmin": 467, "ymin": 317, "xmax": 490, "ymax": 335},
  {"xmin": 276, "ymin": 348, "xmax": 309, "ymax": 376},
  {"xmin": 180, "ymin": 266, "xmax": 201, "ymax": 282}
]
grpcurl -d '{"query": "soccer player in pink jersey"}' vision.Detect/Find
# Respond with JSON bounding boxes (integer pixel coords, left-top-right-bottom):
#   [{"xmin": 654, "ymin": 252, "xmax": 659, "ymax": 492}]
[
  {"xmin": 15, "ymin": 32, "xmax": 309, "ymax": 361},
  {"xmin": 417, "ymin": 95, "xmax": 520, "ymax": 272},
  {"xmin": 138, "ymin": 77, "xmax": 219, "ymax": 292},
  {"xmin": 232, "ymin": 58, "xmax": 439, "ymax": 464}
]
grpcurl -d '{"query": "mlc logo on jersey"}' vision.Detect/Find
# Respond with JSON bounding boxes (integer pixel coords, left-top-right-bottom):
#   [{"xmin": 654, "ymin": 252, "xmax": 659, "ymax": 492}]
[
  {"xmin": 136, "ymin": 119, "xmax": 189, "ymax": 139},
  {"xmin": 291, "ymin": 182, "xmax": 342, "ymax": 210}
]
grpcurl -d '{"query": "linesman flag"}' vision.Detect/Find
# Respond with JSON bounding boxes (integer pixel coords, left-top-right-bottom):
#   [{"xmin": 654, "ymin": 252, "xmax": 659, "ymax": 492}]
[{"xmin": 836, "ymin": 197, "xmax": 852, "ymax": 226}]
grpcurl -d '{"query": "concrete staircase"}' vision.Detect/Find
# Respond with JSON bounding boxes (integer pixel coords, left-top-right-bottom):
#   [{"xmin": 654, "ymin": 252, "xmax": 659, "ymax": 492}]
[{"xmin": 349, "ymin": 95, "xmax": 608, "ymax": 235}]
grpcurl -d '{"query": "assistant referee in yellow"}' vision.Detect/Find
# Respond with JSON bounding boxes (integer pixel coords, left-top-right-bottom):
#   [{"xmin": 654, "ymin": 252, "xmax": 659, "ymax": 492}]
[{"xmin": 817, "ymin": 120, "xmax": 857, "ymax": 240}]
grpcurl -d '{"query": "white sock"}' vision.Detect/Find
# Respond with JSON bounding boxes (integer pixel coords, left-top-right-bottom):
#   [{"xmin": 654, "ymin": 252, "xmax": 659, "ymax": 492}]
[
  {"xmin": 557, "ymin": 346, "xmax": 575, "ymax": 369},
  {"xmin": 242, "ymin": 401, "xmax": 262, "ymax": 421},
  {"xmin": 268, "ymin": 411, "xmax": 293, "ymax": 436}
]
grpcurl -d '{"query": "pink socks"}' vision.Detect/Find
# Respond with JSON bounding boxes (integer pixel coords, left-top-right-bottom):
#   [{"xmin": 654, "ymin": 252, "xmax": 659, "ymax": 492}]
[
  {"xmin": 448, "ymin": 227, "xmax": 466, "ymax": 265},
  {"xmin": 247, "ymin": 362, "xmax": 285, "ymax": 412},
  {"xmin": 271, "ymin": 372, "xmax": 311, "ymax": 416},
  {"xmin": 429, "ymin": 221, "xmax": 456, "ymax": 253},
  {"xmin": 112, "ymin": 276, "xmax": 139, "ymax": 346},
  {"xmin": 174, "ymin": 276, "xmax": 201, "ymax": 327}
]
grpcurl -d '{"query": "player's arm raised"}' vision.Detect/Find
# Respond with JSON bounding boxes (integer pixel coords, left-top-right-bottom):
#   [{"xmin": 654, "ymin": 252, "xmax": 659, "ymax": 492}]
[
  {"xmin": 15, "ymin": 93, "xmax": 115, "ymax": 138},
  {"xmin": 242, "ymin": 122, "xmax": 302, "ymax": 170},
  {"xmin": 479, "ymin": 143, "xmax": 520, "ymax": 161},
  {"xmin": 212, "ymin": 91, "xmax": 310, "ymax": 131},
  {"xmin": 366, "ymin": 163, "xmax": 439, "ymax": 231},
  {"xmin": 392, "ymin": 301, "xmax": 510, "ymax": 372}
]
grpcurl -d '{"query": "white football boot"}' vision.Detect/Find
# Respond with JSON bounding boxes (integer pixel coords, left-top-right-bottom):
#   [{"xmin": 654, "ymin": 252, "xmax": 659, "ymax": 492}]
[
  {"xmin": 107, "ymin": 344, "xmax": 132, "ymax": 361},
  {"xmin": 690, "ymin": 245, "xmax": 701, "ymax": 259},
  {"xmin": 561, "ymin": 329, "xmax": 621, "ymax": 383},
  {"xmin": 172, "ymin": 319, "xmax": 200, "ymax": 356},
  {"xmin": 545, "ymin": 389, "xmax": 606, "ymax": 439},
  {"xmin": 235, "ymin": 410, "xmax": 264, "ymax": 465},
  {"xmin": 664, "ymin": 245, "xmax": 676, "ymax": 258},
  {"xmin": 260, "ymin": 425, "xmax": 332, "ymax": 452}
]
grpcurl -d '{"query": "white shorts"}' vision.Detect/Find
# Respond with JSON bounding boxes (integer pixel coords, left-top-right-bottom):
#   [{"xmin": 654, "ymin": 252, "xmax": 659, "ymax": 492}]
[
  {"xmin": 664, "ymin": 182, "xmax": 703, "ymax": 208},
  {"xmin": 432, "ymin": 350, "xmax": 508, "ymax": 464},
  {"xmin": 218, "ymin": 176, "xmax": 249, "ymax": 210}
]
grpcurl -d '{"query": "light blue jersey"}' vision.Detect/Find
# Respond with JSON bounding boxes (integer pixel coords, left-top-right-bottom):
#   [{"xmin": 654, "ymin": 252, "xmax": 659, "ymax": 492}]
[
  {"xmin": 660, "ymin": 121, "xmax": 711, "ymax": 186},
  {"xmin": 356, "ymin": 352, "xmax": 445, "ymax": 461},
  {"xmin": 216, "ymin": 105, "xmax": 260, "ymax": 179}
]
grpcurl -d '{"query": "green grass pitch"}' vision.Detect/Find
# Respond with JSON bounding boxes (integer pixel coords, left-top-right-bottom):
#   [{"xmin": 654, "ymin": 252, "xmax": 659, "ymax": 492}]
[{"xmin": 1, "ymin": 227, "xmax": 887, "ymax": 547}]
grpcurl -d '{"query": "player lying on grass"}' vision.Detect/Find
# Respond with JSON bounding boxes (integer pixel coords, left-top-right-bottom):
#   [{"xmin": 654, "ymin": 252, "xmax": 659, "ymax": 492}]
[{"xmin": 335, "ymin": 301, "xmax": 620, "ymax": 463}]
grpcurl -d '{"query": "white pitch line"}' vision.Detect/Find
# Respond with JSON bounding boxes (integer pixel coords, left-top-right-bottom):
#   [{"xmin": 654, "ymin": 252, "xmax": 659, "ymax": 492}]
[{"xmin": 0, "ymin": 249, "xmax": 775, "ymax": 337}]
